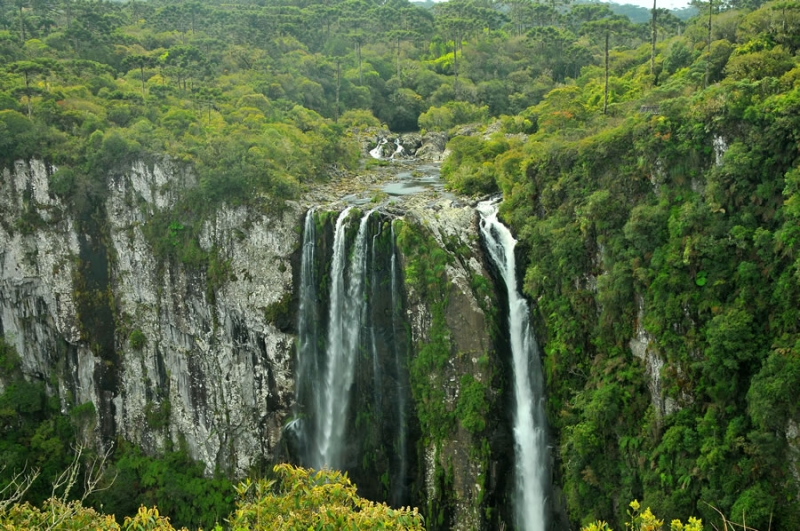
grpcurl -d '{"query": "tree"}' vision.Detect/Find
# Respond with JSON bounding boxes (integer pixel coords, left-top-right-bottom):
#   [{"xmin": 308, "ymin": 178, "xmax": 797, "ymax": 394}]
[
  {"xmin": 193, "ymin": 86, "xmax": 221, "ymax": 125},
  {"xmin": 161, "ymin": 45, "xmax": 205, "ymax": 92},
  {"xmin": 651, "ymin": 0, "xmax": 657, "ymax": 77},
  {"xmin": 569, "ymin": 3, "xmax": 613, "ymax": 30},
  {"xmin": 770, "ymin": 1, "xmax": 800, "ymax": 52},
  {"xmin": 384, "ymin": 5, "xmax": 432, "ymax": 83},
  {"xmin": 14, "ymin": 0, "xmax": 28, "ymax": 42},
  {"xmin": 434, "ymin": 0, "xmax": 500, "ymax": 98},
  {"xmin": 7, "ymin": 60, "xmax": 46, "ymax": 117},
  {"xmin": 526, "ymin": 25, "xmax": 577, "ymax": 82},
  {"xmin": 340, "ymin": 0, "xmax": 375, "ymax": 86},
  {"xmin": 228, "ymin": 465, "xmax": 425, "ymax": 531},
  {"xmin": 121, "ymin": 53, "xmax": 155, "ymax": 99},
  {"xmin": 506, "ymin": 0, "xmax": 554, "ymax": 36},
  {"xmin": 691, "ymin": 0, "xmax": 716, "ymax": 87},
  {"xmin": 581, "ymin": 16, "xmax": 631, "ymax": 114}
]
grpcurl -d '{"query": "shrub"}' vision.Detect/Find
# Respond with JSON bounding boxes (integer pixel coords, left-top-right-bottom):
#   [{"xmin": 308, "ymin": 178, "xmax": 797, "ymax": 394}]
[
  {"xmin": 229, "ymin": 464, "xmax": 425, "ymax": 530},
  {"xmin": 128, "ymin": 329, "xmax": 146, "ymax": 350}
]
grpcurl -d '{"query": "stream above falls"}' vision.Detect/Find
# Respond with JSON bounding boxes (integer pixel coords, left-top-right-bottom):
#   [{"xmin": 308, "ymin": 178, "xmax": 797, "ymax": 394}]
[
  {"xmin": 305, "ymin": 146, "xmax": 458, "ymax": 211},
  {"xmin": 334, "ymin": 161, "xmax": 456, "ymax": 207}
]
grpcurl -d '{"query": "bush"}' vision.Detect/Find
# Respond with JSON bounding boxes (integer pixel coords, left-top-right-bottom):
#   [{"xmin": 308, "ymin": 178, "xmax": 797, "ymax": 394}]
[
  {"xmin": 456, "ymin": 374, "xmax": 489, "ymax": 433},
  {"xmin": 229, "ymin": 465, "xmax": 425, "ymax": 530},
  {"xmin": 339, "ymin": 108, "xmax": 381, "ymax": 129},
  {"xmin": 128, "ymin": 329, "xmax": 146, "ymax": 350},
  {"xmin": 0, "ymin": 110, "xmax": 39, "ymax": 164},
  {"xmin": 49, "ymin": 168, "xmax": 77, "ymax": 197}
]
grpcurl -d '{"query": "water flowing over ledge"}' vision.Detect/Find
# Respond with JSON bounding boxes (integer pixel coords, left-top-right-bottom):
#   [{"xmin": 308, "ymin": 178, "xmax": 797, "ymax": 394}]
[{"xmin": 478, "ymin": 198, "xmax": 550, "ymax": 531}]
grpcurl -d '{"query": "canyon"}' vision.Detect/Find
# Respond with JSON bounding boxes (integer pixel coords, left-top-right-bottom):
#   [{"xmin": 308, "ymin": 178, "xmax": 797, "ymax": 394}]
[{"xmin": 0, "ymin": 135, "xmax": 553, "ymax": 530}]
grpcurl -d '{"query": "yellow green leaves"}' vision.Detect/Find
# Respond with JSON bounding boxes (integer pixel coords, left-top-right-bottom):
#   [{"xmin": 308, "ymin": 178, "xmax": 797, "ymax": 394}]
[
  {"xmin": 227, "ymin": 464, "xmax": 425, "ymax": 531},
  {"xmin": 581, "ymin": 501, "xmax": 703, "ymax": 531}
]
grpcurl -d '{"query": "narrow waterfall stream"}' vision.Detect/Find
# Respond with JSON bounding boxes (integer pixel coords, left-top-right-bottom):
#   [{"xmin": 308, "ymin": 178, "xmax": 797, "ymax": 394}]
[
  {"xmin": 293, "ymin": 209, "xmax": 320, "ymax": 459},
  {"xmin": 478, "ymin": 199, "xmax": 549, "ymax": 531}
]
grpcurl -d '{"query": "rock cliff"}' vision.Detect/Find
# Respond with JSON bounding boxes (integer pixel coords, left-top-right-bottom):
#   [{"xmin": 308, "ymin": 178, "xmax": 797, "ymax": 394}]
[{"xmin": 1, "ymin": 159, "xmax": 297, "ymax": 475}]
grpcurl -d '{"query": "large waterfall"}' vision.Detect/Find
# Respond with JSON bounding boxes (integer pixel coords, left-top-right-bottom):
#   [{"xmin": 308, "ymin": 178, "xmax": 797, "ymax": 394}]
[
  {"xmin": 294, "ymin": 207, "xmax": 411, "ymax": 504},
  {"xmin": 316, "ymin": 207, "xmax": 371, "ymax": 469},
  {"xmin": 478, "ymin": 199, "xmax": 549, "ymax": 531}
]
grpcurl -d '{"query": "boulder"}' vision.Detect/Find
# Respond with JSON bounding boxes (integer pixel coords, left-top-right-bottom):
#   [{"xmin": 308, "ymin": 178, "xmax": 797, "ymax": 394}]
[
  {"xmin": 399, "ymin": 133, "xmax": 423, "ymax": 154},
  {"xmin": 415, "ymin": 131, "xmax": 449, "ymax": 161}
]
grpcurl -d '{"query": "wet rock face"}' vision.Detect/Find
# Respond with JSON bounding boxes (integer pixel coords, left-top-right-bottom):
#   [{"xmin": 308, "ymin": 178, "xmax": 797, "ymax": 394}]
[
  {"xmin": 108, "ymin": 163, "xmax": 301, "ymax": 474},
  {"xmin": 0, "ymin": 161, "xmax": 89, "ymax": 404}
]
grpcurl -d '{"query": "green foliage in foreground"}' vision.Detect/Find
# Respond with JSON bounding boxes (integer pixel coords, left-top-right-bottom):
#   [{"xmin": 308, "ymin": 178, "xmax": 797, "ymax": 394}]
[
  {"xmin": 88, "ymin": 443, "xmax": 235, "ymax": 530},
  {"xmin": 441, "ymin": 2, "xmax": 800, "ymax": 530},
  {"xmin": 0, "ymin": 465, "xmax": 424, "ymax": 531},
  {"xmin": 229, "ymin": 464, "xmax": 424, "ymax": 530},
  {"xmin": 582, "ymin": 500, "xmax": 703, "ymax": 531},
  {"xmin": 0, "ymin": 337, "xmax": 79, "ymax": 506}
]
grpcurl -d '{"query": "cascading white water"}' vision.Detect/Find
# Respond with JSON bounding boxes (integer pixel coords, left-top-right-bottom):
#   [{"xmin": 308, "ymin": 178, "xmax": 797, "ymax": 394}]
[
  {"xmin": 370, "ymin": 138, "xmax": 388, "ymax": 159},
  {"xmin": 314, "ymin": 208, "xmax": 373, "ymax": 470},
  {"xmin": 478, "ymin": 199, "xmax": 548, "ymax": 531},
  {"xmin": 294, "ymin": 209, "xmax": 320, "ymax": 454},
  {"xmin": 390, "ymin": 139, "xmax": 405, "ymax": 159}
]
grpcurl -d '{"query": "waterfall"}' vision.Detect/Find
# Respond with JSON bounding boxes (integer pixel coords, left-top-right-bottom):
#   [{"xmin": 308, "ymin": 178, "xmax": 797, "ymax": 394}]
[
  {"xmin": 295, "ymin": 208, "xmax": 412, "ymax": 505},
  {"xmin": 293, "ymin": 209, "xmax": 319, "ymax": 458},
  {"xmin": 478, "ymin": 199, "xmax": 549, "ymax": 531},
  {"xmin": 370, "ymin": 138, "xmax": 388, "ymax": 159},
  {"xmin": 390, "ymin": 139, "xmax": 405, "ymax": 159},
  {"xmin": 370, "ymin": 227, "xmax": 383, "ymax": 414},
  {"xmin": 390, "ymin": 220, "xmax": 408, "ymax": 506},
  {"xmin": 313, "ymin": 208, "xmax": 372, "ymax": 470}
]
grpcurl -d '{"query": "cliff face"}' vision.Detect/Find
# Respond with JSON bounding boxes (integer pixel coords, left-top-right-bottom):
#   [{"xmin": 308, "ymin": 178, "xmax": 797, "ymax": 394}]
[
  {"xmin": 400, "ymin": 199, "xmax": 508, "ymax": 531},
  {"xmin": 0, "ymin": 160, "xmax": 84, "ymax": 403},
  {"xmin": 1, "ymin": 159, "xmax": 297, "ymax": 475},
  {"xmin": 0, "ymin": 158, "xmax": 512, "ymax": 528}
]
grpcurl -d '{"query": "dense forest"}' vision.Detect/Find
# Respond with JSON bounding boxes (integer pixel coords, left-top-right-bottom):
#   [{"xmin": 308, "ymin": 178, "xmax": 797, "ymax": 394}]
[{"xmin": 1, "ymin": 0, "xmax": 799, "ymax": 528}]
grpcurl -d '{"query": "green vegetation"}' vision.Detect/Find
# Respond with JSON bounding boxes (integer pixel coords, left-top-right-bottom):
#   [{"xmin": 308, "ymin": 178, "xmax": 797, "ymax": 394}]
[
  {"xmin": 438, "ymin": 1, "xmax": 800, "ymax": 529},
  {"xmin": 0, "ymin": 464, "xmax": 424, "ymax": 530},
  {"xmin": 264, "ymin": 293, "xmax": 292, "ymax": 329},
  {"xmin": 0, "ymin": 338, "xmax": 229, "ymax": 530},
  {"xmin": 582, "ymin": 500, "xmax": 703, "ymax": 531},
  {"xmin": 395, "ymin": 220, "xmax": 455, "ymax": 442},
  {"xmin": 455, "ymin": 374, "xmax": 489, "ymax": 434},
  {"xmin": 128, "ymin": 329, "xmax": 146, "ymax": 350},
  {"xmin": 2, "ymin": 0, "xmax": 800, "ymax": 529},
  {"xmin": 89, "ymin": 443, "xmax": 234, "ymax": 530},
  {"xmin": 229, "ymin": 464, "xmax": 424, "ymax": 530},
  {"xmin": 441, "ymin": 133, "xmax": 517, "ymax": 196},
  {"xmin": 418, "ymin": 101, "xmax": 489, "ymax": 132},
  {"xmin": 143, "ymin": 399, "xmax": 171, "ymax": 429},
  {"xmin": 0, "ymin": 338, "xmax": 78, "ymax": 507}
]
